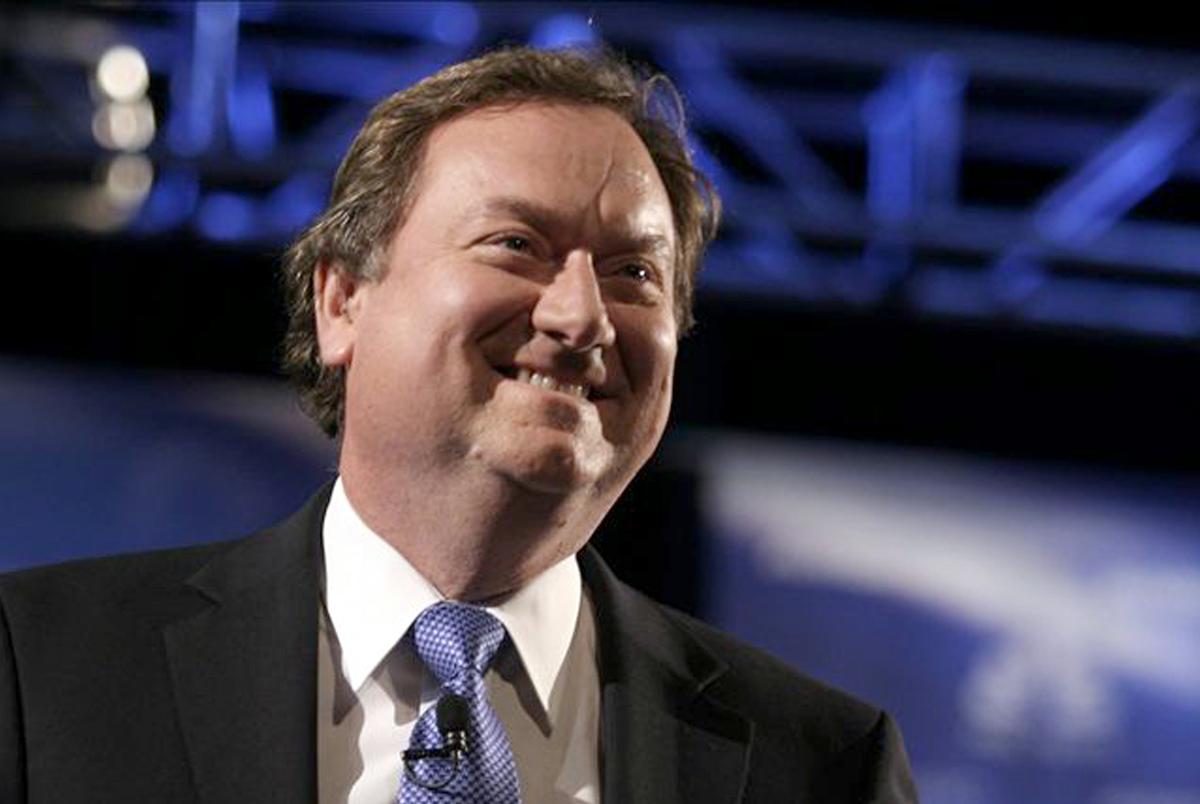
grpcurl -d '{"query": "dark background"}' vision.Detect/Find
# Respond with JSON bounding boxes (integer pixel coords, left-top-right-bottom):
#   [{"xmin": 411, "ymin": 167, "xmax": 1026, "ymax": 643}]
[{"xmin": 3, "ymin": 6, "xmax": 1199, "ymax": 801}]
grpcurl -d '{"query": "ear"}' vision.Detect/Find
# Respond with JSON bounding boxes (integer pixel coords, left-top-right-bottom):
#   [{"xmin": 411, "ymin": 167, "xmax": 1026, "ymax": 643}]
[{"xmin": 313, "ymin": 261, "xmax": 367, "ymax": 367}]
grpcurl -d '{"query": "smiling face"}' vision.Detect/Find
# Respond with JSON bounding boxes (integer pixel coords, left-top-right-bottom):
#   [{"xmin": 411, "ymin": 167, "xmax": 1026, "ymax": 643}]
[{"xmin": 318, "ymin": 102, "xmax": 678, "ymax": 513}]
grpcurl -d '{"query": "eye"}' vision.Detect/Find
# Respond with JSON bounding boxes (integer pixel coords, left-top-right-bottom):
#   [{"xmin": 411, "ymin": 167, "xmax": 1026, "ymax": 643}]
[
  {"xmin": 600, "ymin": 259, "xmax": 666, "ymax": 304},
  {"xmin": 620, "ymin": 263, "xmax": 652, "ymax": 283},
  {"xmin": 498, "ymin": 235, "xmax": 532, "ymax": 252}
]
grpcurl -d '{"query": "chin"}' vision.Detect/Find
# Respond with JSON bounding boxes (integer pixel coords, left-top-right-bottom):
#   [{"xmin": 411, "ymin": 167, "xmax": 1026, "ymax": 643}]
[
  {"xmin": 503, "ymin": 454, "xmax": 598, "ymax": 497},
  {"xmin": 478, "ymin": 438, "xmax": 612, "ymax": 498}
]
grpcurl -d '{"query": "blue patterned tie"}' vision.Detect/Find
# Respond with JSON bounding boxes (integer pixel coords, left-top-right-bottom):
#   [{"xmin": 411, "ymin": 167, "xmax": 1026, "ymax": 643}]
[{"xmin": 397, "ymin": 602, "xmax": 522, "ymax": 804}]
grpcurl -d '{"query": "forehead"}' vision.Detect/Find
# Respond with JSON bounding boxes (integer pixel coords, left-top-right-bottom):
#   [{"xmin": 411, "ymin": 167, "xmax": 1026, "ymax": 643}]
[{"xmin": 410, "ymin": 102, "xmax": 675, "ymax": 248}]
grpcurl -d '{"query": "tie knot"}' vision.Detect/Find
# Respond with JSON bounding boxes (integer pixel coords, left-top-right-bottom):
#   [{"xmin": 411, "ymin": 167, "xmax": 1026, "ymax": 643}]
[{"xmin": 411, "ymin": 601, "xmax": 507, "ymax": 683}]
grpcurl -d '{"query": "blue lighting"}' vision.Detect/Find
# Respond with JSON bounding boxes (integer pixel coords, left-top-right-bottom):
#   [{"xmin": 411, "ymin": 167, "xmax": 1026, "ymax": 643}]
[
  {"xmin": 699, "ymin": 240, "xmax": 814, "ymax": 296},
  {"xmin": 529, "ymin": 13, "xmax": 598, "ymax": 50},
  {"xmin": 864, "ymin": 73, "xmax": 914, "ymax": 224},
  {"xmin": 6, "ymin": 1, "xmax": 1199, "ymax": 344},
  {"xmin": 430, "ymin": 2, "xmax": 479, "ymax": 46},
  {"xmin": 742, "ymin": 238, "xmax": 804, "ymax": 281},
  {"xmin": 671, "ymin": 33, "xmax": 852, "ymax": 219},
  {"xmin": 1024, "ymin": 278, "xmax": 1200, "ymax": 337},
  {"xmin": 849, "ymin": 239, "xmax": 911, "ymax": 304},
  {"xmin": 263, "ymin": 174, "xmax": 327, "ymax": 238},
  {"xmin": 864, "ymin": 55, "xmax": 964, "ymax": 224},
  {"xmin": 272, "ymin": 46, "xmax": 448, "ymax": 102},
  {"xmin": 167, "ymin": 1, "xmax": 240, "ymax": 156},
  {"xmin": 133, "ymin": 170, "xmax": 200, "ymax": 233},
  {"xmin": 990, "ymin": 252, "xmax": 1047, "ymax": 307},
  {"xmin": 687, "ymin": 133, "xmax": 731, "ymax": 198},
  {"xmin": 237, "ymin": 1, "xmax": 278, "ymax": 23},
  {"xmin": 293, "ymin": 2, "xmax": 479, "ymax": 45},
  {"xmin": 907, "ymin": 265, "xmax": 995, "ymax": 318},
  {"xmin": 1035, "ymin": 89, "xmax": 1200, "ymax": 244},
  {"xmin": 196, "ymin": 192, "xmax": 257, "ymax": 241},
  {"xmin": 910, "ymin": 54, "xmax": 964, "ymax": 210},
  {"xmin": 227, "ymin": 51, "xmax": 276, "ymax": 160}
]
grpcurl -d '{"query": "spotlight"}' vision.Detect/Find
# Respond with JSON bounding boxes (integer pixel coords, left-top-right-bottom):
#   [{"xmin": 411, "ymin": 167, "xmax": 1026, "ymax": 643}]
[
  {"xmin": 103, "ymin": 154, "xmax": 154, "ymax": 207},
  {"xmin": 92, "ymin": 99, "xmax": 156, "ymax": 151},
  {"xmin": 96, "ymin": 45, "xmax": 150, "ymax": 103}
]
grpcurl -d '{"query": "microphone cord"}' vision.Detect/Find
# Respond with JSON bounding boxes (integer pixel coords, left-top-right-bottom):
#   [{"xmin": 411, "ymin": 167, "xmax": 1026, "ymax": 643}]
[{"xmin": 402, "ymin": 693, "xmax": 471, "ymax": 791}]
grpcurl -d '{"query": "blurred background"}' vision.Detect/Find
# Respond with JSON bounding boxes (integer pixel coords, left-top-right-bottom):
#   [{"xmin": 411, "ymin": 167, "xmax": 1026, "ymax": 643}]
[{"xmin": 2, "ymin": 2, "xmax": 1198, "ymax": 802}]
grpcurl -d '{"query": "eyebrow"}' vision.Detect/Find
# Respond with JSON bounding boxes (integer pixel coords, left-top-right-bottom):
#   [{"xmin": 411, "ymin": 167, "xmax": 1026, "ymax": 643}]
[
  {"xmin": 467, "ymin": 195, "xmax": 674, "ymax": 259},
  {"xmin": 470, "ymin": 196, "xmax": 560, "ymax": 232}
]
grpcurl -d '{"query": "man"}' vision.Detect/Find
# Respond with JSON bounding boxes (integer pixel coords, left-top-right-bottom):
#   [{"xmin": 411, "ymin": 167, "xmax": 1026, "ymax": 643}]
[{"xmin": 0, "ymin": 47, "xmax": 918, "ymax": 802}]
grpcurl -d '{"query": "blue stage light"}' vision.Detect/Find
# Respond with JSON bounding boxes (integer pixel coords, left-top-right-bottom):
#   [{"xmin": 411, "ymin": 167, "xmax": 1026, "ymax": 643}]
[
  {"xmin": 429, "ymin": 2, "xmax": 479, "ymax": 46},
  {"xmin": 196, "ymin": 191, "xmax": 256, "ymax": 242},
  {"xmin": 263, "ymin": 174, "xmax": 327, "ymax": 238},
  {"xmin": 228, "ymin": 52, "xmax": 276, "ymax": 160},
  {"xmin": 167, "ymin": 2, "xmax": 240, "ymax": 157},
  {"xmin": 1035, "ymin": 89, "xmax": 1199, "ymax": 245},
  {"xmin": 529, "ymin": 13, "xmax": 597, "ymax": 50},
  {"xmin": 133, "ymin": 170, "xmax": 200, "ymax": 233}
]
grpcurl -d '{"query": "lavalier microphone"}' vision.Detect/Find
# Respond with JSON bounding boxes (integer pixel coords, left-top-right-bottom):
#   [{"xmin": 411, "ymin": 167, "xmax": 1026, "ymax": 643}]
[{"xmin": 401, "ymin": 693, "xmax": 470, "ymax": 790}]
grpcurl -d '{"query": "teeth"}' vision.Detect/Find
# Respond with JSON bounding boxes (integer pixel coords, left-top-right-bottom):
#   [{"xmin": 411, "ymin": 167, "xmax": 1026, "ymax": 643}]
[{"xmin": 514, "ymin": 368, "xmax": 589, "ymax": 398}]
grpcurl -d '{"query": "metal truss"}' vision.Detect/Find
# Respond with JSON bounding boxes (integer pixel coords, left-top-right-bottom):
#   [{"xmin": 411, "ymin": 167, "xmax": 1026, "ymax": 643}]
[{"xmin": 3, "ymin": 3, "xmax": 1200, "ymax": 339}]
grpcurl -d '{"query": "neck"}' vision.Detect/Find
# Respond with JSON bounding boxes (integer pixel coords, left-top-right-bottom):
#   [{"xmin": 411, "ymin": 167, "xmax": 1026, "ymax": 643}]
[{"xmin": 338, "ymin": 457, "xmax": 607, "ymax": 601}]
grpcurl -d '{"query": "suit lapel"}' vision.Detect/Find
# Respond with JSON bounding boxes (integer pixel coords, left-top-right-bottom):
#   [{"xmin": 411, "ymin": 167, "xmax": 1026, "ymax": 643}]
[
  {"xmin": 163, "ymin": 485, "xmax": 331, "ymax": 804},
  {"xmin": 580, "ymin": 547, "xmax": 753, "ymax": 804},
  {"xmin": 158, "ymin": 491, "xmax": 750, "ymax": 803}
]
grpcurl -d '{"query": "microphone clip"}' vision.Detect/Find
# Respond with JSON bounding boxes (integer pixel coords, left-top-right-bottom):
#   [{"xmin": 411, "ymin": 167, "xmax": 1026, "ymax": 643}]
[{"xmin": 401, "ymin": 693, "xmax": 471, "ymax": 791}]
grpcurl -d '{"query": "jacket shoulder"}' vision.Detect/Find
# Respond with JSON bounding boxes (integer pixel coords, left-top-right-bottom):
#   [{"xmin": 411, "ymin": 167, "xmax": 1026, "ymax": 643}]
[
  {"xmin": 660, "ymin": 603, "xmax": 883, "ymax": 751},
  {"xmin": 0, "ymin": 539, "xmax": 242, "ymax": 628},
  {"xmin": 580, "ymin": 545, "xmax": 888, "ymax": 754},
  {"xmin": 657, "ymin": 603, "xmax": 918, "ymax": 801},
  {"xmin": 0, "ymin": 482, "xmax": 332, "ymax": 622}
]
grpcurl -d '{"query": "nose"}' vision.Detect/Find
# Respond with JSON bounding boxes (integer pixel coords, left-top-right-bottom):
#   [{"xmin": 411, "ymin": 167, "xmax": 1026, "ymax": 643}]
[{"xmin": 531, "ymin": 249, "xmax": 616, "ymax": 351}]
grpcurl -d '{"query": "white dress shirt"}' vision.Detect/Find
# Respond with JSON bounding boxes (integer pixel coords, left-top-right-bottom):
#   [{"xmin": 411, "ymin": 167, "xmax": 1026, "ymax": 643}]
[{"xmin": 317, "ymin": 478, "xmax": 602, "ymax": 804}]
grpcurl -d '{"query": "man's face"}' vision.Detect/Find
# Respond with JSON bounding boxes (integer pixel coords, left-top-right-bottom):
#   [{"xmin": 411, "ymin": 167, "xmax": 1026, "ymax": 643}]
[{"xmin": 324, "ymin": 102, "xmax": 679, "ymax": 504}]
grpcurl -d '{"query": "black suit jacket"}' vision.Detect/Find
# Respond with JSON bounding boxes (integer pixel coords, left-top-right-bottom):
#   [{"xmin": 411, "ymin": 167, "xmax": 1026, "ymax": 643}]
[{"xmin": 0, "ymin": 485, "xmax": 917, "ymax": 803}]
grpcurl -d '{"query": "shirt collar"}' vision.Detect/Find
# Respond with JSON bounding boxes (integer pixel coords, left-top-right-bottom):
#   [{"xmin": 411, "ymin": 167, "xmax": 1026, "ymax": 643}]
[{"xmin": 321, "ymin": 477, "xmax": 581, "ymax": 715}]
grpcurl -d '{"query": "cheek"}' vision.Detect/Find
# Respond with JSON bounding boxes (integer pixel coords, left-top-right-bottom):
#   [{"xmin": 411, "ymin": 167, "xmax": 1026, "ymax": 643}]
[
  {"xmin": 620, "ymin": 320, "xmax": 676, "ymax": 459},
  {"xmin": 433, "ymin": 264, "xmax": 542, "ymax": 340},
  {"xmin": 619, "ymin": 312, "xmax": 677, "ymax": 403}
]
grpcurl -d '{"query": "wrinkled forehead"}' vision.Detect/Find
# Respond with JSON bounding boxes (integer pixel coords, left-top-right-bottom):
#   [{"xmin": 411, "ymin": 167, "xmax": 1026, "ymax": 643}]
[{"xmin": 411, "ymin": 101, "xmax": 676, "ymax": 246}]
